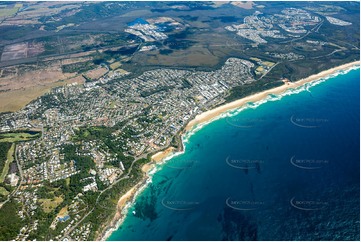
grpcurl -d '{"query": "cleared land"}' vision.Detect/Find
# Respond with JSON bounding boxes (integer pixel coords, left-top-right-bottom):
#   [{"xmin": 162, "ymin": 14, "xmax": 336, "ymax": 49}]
[
  {"xmin": 0, "ymin": 62, "xmax": 85, "ymax": 112},
  {"xmin": 0, "ymin": 143, "xmax": 14, "ymax": 183},
  {"xmin": 0, "ymin": 5, "xmax": 20, "ymax": 18},
  {"xmin": 83, "ymin": 67, "xmax": 108, "ymax": 80},
  {"xmin": 1, "ymin": 43, "xmax": 28, "ymax": 61},
  {"xmin": 0, "ymin": 2, "xmax": 80, "ymax": 26},
  {"xmin": 110, "ymin": 61, "xmax": 122, "ymax": 70},
  {"xmin": 57, "ymin": 206, "xmax": 69, "ymax": 218},
  {"xmin": 0, "ymin": 186, "xmax": 9, "ymax": 196},
  {"xmin": 0, "ymin": 132, "xmax": 40, "ymax": 143},
  {"xmin": 1, "ymin": 42, "xmax": 44, "ymax": 62},
  {"xmin": 39, "ymin": 196, "xmax": 64, "ymax": 213}
]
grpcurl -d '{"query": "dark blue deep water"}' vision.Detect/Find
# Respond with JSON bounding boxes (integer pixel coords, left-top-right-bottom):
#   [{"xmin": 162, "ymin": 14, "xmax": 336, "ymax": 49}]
[{"xmin": 109, "ymin": 68, "xmax": 360, "ymax": 241}]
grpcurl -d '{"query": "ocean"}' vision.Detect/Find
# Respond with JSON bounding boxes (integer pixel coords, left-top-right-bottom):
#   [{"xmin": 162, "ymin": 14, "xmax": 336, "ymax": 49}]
[{"xmin": 108, "ymin": 68, "xmax": 360, "ymax": 241}]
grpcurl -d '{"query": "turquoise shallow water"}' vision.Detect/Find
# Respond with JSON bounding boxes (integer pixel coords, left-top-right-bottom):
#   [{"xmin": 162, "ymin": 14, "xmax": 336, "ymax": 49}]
[{"xmin": 109, "ymin": 68, "xmax": 360, "ymax": 241}]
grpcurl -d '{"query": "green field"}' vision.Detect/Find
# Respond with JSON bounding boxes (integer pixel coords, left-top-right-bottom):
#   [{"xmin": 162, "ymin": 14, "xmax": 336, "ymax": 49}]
[
  {"xmin": 0, "ymin": 186, "xmax": 9, "ymax": 196},
  {"xmin": 0, "ymin": 6, "xmax": 19, "ymax": 18},
  {"xmin": 0, "ymin": 131, "xmax": 41, "ymax": 143},
  {"xmin": 0, "ymin": 143, "xmax": 11, "ymax": 174},
  {"xmin": 0, "ymin": 143, "xmax": 14, "ymax": 183},
  {"xmin": 110, "ymin": 61, "xmax": 122, "ymax": 70},
  {"xmin": 39, "ymin": 196, "xmax": 64, "ymax": 213}
]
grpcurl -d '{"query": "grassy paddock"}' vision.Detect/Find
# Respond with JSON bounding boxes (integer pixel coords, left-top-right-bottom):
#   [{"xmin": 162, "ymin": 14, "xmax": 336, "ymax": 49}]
[
  {"xmin": 0, "ymin": 143, "xmax": 14, "ymax": 183},
  {"xmin": 39, "ymin": 196, "xmax": 64, "ymax": 213},
  {"xmin": 0, "ymin": 131, "xmax": 41, "ymax": 143},
  {"xmin": 0, "ymin": 186, "xmax": 9, "ymax": 196}
]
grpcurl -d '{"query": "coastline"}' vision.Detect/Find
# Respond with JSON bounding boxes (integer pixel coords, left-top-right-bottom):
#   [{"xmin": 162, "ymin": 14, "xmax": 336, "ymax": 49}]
[
  {"xmin": 185, "ymin": 61, "xmax": 360, "ymax": 132},
  {"xmin": 98, "ymin": 147, "xmax": 176, "ymax": 241},
  {"xmin": 99, "ymin": 60, "xmax": 360, "ymax": 241},
  {"xmin": 142, "ymin": 147, "xmax": 176, "ymax": 173}
]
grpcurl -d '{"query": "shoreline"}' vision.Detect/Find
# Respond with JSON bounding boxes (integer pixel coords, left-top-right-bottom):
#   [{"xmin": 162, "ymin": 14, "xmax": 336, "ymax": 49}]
[
  {"xmin": 98, "ymin": 147, "xmax": 176, "ymax": 241},
  {"xmin": 99, "ymin": 60, "xmax": 360, "ymax": 241},
  {"xmin": 145, "ymin": 147, "xmax": 177, "ymax": 172},
  {"xmin": 185, "ymin": 61, "xmax": 360, "ymax": 132}
]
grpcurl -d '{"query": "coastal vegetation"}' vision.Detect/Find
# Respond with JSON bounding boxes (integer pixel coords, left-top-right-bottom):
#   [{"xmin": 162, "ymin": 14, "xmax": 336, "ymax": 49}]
[
  {"xmin": 225, "ymin": 79, "xmax": 283, "ymax": 103},
  {"xmin": 85, "ymin": 156, "xmax": 151, "ymax": 240}
]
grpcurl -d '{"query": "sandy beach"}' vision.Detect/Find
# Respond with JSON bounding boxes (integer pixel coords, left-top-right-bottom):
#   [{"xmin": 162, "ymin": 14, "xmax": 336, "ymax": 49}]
[
  {"xmin": 98, "ymin": 186, "xmax": 137, "ymax": 241},
  {"xmin": 185, "ymin": 61, "xmax": 360, "ymax": 132},
  {"xmin": 100, "ymin": 60, "xmax": 359, "ymax": 241},
  {"xmin": 142, "ymin": 147, "xmax": 176, "ymax": 173},
  {"xmin": 151, "ymin": 147, "xmax": 176, "ymax": 162},
  {"xmin": 99, "ymin": 147, "xmax": 176, "ymax": 240}
]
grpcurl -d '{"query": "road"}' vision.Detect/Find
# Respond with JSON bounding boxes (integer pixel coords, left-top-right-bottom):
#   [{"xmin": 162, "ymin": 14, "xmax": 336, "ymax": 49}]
[
  {"xmin": 258, "ymin": 62, "xmax": 280, "ymax": 81},
  {"xmin": 280, "ymin": 20, "xmax": 324, "ymax": 44}
]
